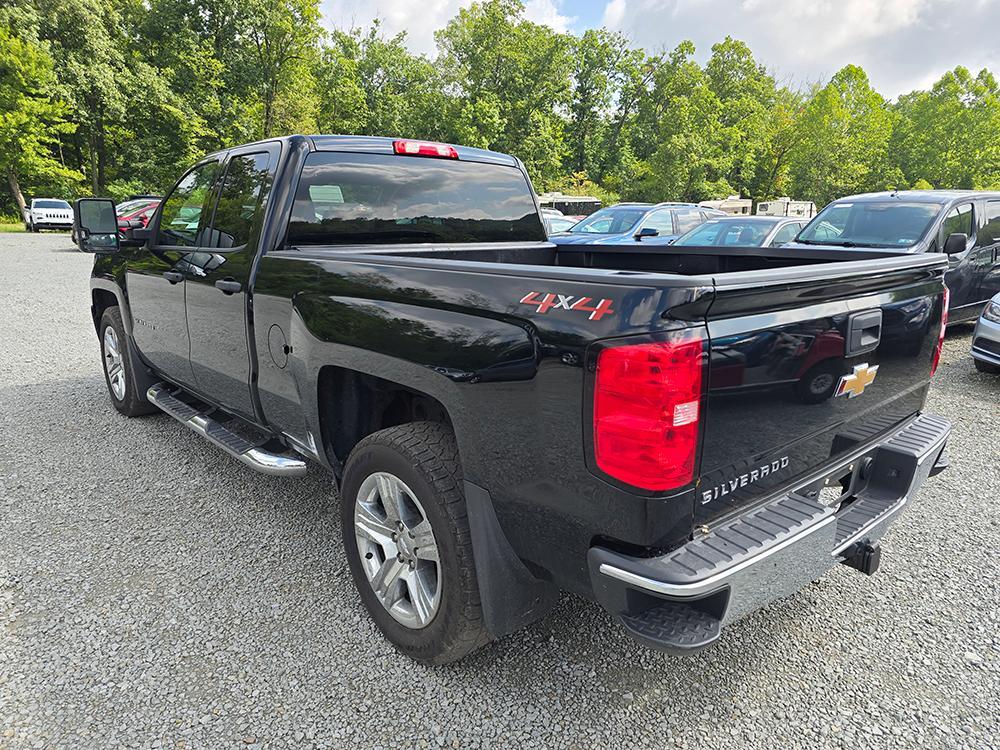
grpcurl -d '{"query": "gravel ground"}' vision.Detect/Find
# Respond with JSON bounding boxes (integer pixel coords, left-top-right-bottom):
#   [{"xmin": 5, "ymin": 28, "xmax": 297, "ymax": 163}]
[{"xmin": 1, "ymin": 232, "xmax": 997, "ymax": 750}]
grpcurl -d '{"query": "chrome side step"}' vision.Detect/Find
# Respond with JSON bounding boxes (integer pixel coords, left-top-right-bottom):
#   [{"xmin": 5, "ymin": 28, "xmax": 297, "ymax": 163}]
[{"xmin": 146, "ymin": 383, "xmax": 308, "ymax": 477}]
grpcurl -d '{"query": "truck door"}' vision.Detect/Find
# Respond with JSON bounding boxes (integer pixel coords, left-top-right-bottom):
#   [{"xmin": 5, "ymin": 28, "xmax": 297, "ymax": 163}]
[
  {"xmin": 939, "ymin": 201, "xmax": 979, "ymax": 318},
  {"xmin": 184, "ymin": 143, "xmax": 279, "ymax": 421},
  {"xmin": 127, "ymin": 159, "xmax": 222, "ymax": 383},
  {"xmin": 975, "ymin": 200, "xmax": 1000, "ymax": 303}
]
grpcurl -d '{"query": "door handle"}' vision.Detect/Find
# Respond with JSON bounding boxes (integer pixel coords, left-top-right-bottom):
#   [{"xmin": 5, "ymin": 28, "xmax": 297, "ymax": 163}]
[
  {"xmin": 215, "ymin": 278, "xmax": 242, "ymax": 295},
  {"xmin": 162, "ymin": 271, "xmax": 184, "ymax": 284}
]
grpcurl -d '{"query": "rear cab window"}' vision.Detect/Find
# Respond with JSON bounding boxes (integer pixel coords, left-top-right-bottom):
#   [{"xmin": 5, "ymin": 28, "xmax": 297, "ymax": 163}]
[{"xmin": 287, "ymin": 152, "xmax": 545, "ymax": 245}]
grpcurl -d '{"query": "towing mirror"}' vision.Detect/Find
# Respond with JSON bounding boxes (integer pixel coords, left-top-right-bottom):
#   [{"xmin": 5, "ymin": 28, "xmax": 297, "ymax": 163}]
[
  {"xmin": 943, "ymin": 232, "xmax": 968, "ymax": 254},
  {"xmin": 635, "ymin": 227, "xmax": 659, "ymax": 240},
  {"xmin": 74, "ymin": 198, "xmax": 119, "ymax": 253}
]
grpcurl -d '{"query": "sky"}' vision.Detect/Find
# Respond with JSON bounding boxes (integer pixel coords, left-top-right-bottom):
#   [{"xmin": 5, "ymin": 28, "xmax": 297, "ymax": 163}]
[{"xmin": 319, "ymin": 0, "xmax": 1000, "ymax": 99}]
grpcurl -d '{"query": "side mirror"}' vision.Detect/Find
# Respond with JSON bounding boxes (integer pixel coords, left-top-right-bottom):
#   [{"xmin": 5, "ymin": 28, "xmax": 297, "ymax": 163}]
[
  {"xmin": 635, "ymin": 227, "xmax": 659, "ymax": 240},
  {"xmin": 943, "ymin": 232, "xmax": 968, "ymax": 254},
  {"xmin": 73, "ymin": 198, "xmax": 119, "ymax": 253}
]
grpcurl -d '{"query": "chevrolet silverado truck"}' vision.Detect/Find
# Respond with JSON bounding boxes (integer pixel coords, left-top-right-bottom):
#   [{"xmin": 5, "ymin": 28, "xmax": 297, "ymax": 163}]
[{"xmin": 75, "ymin": 135, "xmax": 951, "ymax": 664}]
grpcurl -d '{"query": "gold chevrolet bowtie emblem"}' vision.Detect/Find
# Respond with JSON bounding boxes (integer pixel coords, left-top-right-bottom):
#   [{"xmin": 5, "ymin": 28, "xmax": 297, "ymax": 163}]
[{"xmin": 836, "ymin": 363, "xmax": 879, "ymax": 398}]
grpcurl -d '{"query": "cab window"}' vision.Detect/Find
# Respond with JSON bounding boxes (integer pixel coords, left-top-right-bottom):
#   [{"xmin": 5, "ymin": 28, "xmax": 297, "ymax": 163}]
[
  {"xmin": 640, "ymin": 209, "xmax": 675, "ymax": 235},
  {"xmin": 156, "ymin": 161, "xmax": 221, "ymax": 247},
  {"xmin": 940, "ymin": 203, "xmax": 974, "ymax": 250},
  {"xmin": 770, "ymin": 222, "xmax": 802, "ymax": 246}
]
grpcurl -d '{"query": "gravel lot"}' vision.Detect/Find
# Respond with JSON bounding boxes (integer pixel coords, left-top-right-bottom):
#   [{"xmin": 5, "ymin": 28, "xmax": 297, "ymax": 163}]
[{"xmin": 1, "ymin": 232, "xmax": 997, "ymax": 750}]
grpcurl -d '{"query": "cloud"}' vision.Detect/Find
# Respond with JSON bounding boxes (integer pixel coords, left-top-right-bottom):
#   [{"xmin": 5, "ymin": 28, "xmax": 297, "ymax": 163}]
[
  {"xmin": 321, "ymin": 0, "xmax": 579, "ymax": 56},
  {"xmin": 523, "ymin": 0, "xmax": 577, "ymax": 32},
  {"xmin": 319, "ymin": 0, "xmax": 472, "ymax": 55},
  {"xmin": 599, "ymin": 0, "xmax": 1000, "ymax": 97}
]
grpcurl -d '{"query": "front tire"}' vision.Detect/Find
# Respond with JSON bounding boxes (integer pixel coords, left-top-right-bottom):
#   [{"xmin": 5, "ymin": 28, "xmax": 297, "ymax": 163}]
[
  {"xmin": 341, "ymin": 422, "xmax": 489, "ymax": 664},
  {"xmin": 98, "ymin": 307, "xmax": 159, "ymax": 417},
  {"xmin": 974, "ymin": 358, "xmax": 1000, "ymax": 374}
]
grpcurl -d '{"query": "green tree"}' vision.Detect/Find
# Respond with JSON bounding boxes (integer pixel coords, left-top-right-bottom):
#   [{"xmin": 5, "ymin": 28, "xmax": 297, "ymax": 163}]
[
  {"xmin": 435, "ymin": 0, "xmax": 572, "ymax": 185},
  {"xmin": 892, "ymin": 67, "xmax": 1000, "ymax": 190},
  {"xmin": 0, "ymin": 25, "xmax": 81, "ymax": 212},
  {"xmin": 789, "ymin": 65, "xmax": 899, "ymax": 205}
]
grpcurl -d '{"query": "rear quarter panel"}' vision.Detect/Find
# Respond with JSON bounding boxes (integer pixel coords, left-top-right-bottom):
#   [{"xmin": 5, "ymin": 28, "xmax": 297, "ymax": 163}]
[{"xmin": 252, "ymin": 250, "xmax": 711, "ymax": 593}]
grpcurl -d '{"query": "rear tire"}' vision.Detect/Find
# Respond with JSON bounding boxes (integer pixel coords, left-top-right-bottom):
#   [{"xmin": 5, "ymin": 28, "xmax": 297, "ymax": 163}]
[
  {"xmin": 341, "ymin": 422, "xmax": 489, "ymax": 664},
  {"xmin": 974, "ymin": 358, "xmax": 1000, "ymax": 374},
  {"xmin": 98, "ymin": 307, "xmax": 159, "ymax": 417}
]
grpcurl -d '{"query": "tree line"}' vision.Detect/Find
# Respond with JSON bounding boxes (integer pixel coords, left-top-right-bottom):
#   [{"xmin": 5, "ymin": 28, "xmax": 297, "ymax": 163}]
[{"xmin": 4, "ymin": 0, "xmax": 1000, "ymax": 218}]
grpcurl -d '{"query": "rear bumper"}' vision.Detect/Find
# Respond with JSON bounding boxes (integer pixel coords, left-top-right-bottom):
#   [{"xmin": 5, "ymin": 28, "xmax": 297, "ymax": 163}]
[{"xmin": 588, "ymin": 413, "xmax": 950, "ymax": 654}]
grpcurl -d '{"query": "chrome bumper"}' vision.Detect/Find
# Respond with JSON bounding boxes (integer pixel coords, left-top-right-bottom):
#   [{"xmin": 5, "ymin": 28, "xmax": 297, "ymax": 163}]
[{"xmin": 588, "ymin": 413, "xmax": 951, "ymax": 654}]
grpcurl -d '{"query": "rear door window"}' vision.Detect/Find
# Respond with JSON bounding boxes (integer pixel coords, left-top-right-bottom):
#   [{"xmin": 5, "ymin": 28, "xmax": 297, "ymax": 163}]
[
  {"xmin": 673, "ymin": 209, "xmax": 704, "ymax": 235},
  {"xmin": 287, "ymin": 152, "xmax": 545, "ymax": 245},
  {"xmin": 977, "ymin": 201, "xmax": 1000, "ymax": 247},
  {"xmin": 211, "ymin": 152, "xmax": 274, "ymax": 248}
]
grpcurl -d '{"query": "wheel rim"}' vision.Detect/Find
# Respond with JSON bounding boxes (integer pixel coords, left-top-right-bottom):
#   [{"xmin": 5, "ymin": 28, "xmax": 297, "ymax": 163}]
[
  {"xmin": 810, "ymin": 372, "xmax": 834, "ymax": 395},
  {"xmin": 103, "ymin": 326, "xmax": 126, "ymax": 400},
  {"xmin": 354, "ymin": 471, "xmax": 441, "ymax": 629}
]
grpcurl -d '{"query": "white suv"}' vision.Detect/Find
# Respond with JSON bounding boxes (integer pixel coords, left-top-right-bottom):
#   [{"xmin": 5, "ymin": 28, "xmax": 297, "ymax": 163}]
[{"xmin": 24, "ymin": 198, "xmax": 73, "ymax": 232}]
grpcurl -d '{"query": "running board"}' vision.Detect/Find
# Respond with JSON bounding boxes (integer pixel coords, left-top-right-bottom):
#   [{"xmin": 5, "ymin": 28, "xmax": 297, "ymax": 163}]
[{"xmin": 146, "ymin": 383, "xmax": 308, "ymax": 477}]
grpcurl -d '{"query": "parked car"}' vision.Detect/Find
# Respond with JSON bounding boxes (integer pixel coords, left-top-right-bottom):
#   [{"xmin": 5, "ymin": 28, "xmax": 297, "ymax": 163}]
[
  {"xmin": 672, "ymin": 216, "xmax": 807, "ymax": 248},
  {"xmin": 549, "ymin": 202, "xmax": 724, "ymax": 246},
  {"xmin": 23, "ymin": 198, "xmax": 73, "ymax": 232},
  {"xmin": 115, "ymin": 198, "xmax": 160, "ymax": 232},
  {"xmin": 543, "ymin": 215, "xmax": 576, "ymax": 234},
  {"xmin": 970, "ymin": 292, "xmax": 1000, "ymax": 373},
  {"xmin": 76, "ymin": 135, "xmax": 950, "ymax": 665},
  {"xmin": 788, "ymin": 191, "xmax": 1000, "ymax": 322}
]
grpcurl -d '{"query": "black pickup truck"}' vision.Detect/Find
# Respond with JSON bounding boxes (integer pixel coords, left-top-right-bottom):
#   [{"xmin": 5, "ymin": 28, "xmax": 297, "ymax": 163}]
[{"xmin": 76, "ymin": 135, "xmax": 951, "ymax": 664}]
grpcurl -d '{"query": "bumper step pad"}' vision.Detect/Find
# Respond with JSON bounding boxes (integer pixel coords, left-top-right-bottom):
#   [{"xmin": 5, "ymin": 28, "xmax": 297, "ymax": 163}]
[
  {"xmin": 147, "ymin": 383, "xmax": 307, "ymax": 477},
  {"xmin": 620, "ymin": 601, "xmax": 721, "ymax": 653}
]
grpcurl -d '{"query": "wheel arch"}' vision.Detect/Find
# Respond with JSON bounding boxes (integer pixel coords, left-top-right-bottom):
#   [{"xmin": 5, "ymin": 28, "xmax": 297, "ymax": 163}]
[{"xmin": 316, "ymin": 365, "xmax": 455, "ymax": 478}]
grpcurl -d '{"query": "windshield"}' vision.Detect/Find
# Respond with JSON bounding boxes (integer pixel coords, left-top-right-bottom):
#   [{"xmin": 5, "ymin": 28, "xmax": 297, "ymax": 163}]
[
  {"xmin": 34, "ymin": 199, "xmax": 70, "ymax": 209},
  {"xmin": 673, "ymin": 219, "xmax": 775, "ymax": 246},
  {"xmin": 287, "ymin": 152, "xmax": 545, "ymax": 245},
  {"xmin": 797, "ymin": 201, "xmax": 942, "ymax": 248},
  {"xmin": 569, "ymin": 207, "xmax": 647, "ymax": 234}
]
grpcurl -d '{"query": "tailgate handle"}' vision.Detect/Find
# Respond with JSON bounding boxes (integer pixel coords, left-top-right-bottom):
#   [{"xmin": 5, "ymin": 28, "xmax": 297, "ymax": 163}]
[{"xmin": 846, "ymin": 309, "xmax": 882, "ymax": 356}]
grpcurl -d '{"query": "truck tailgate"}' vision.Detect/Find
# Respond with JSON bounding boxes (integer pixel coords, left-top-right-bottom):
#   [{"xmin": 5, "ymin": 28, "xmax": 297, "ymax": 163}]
[{"xmin": 696, "ymin": 254, "xmax": 947, "ymax": 525}]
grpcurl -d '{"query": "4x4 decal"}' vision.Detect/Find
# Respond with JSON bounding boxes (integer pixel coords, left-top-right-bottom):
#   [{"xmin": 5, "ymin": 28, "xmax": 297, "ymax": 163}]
[{"xmin": 519, "ymin": 292, "xmax": 615, "ymax": 321}]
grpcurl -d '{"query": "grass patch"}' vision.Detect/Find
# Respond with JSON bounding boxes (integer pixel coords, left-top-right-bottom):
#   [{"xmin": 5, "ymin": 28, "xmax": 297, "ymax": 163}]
[{"xmin": 0, "ymin": 222, "xmax": 25, "ymax": 233}]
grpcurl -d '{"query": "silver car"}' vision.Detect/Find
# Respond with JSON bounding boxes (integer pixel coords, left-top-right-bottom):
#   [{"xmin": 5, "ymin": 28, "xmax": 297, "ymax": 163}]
[
  {"xmin": 671, "ymin": 215, "xmax": 808, "ymax": 248},
  {"xmin": 971, "ymin": 292, "xmax": 1000, "ymax": 374}
]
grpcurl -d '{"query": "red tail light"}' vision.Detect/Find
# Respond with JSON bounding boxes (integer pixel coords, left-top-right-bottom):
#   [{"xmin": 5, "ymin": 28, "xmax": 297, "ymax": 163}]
[
  {"xmin": 594, "ymin": 334, "xmax": 704, "ymax": 491},
  {"xmin": 393, "ymin": 139, "xmax": 459, "ymax": 159},
  {"xmin": 930, "ymin": 286, "xmax": 949, "ymax": 376}
]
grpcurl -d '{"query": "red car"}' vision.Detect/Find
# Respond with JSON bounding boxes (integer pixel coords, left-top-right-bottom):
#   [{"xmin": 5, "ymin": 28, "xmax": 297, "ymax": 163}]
[{"xmin": 115, "ymin": 198, "xmax": 160, "ymax": 232}]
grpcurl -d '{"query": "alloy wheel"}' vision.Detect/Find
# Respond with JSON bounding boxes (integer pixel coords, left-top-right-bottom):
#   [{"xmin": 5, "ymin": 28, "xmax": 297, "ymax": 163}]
[
  {"xmin": 103, "ymin": 326, "xmax": 126, "ymax": 400},
  {"xmin": 354, "ymin": 471, "xmax": 441, "ymax": 629}
]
